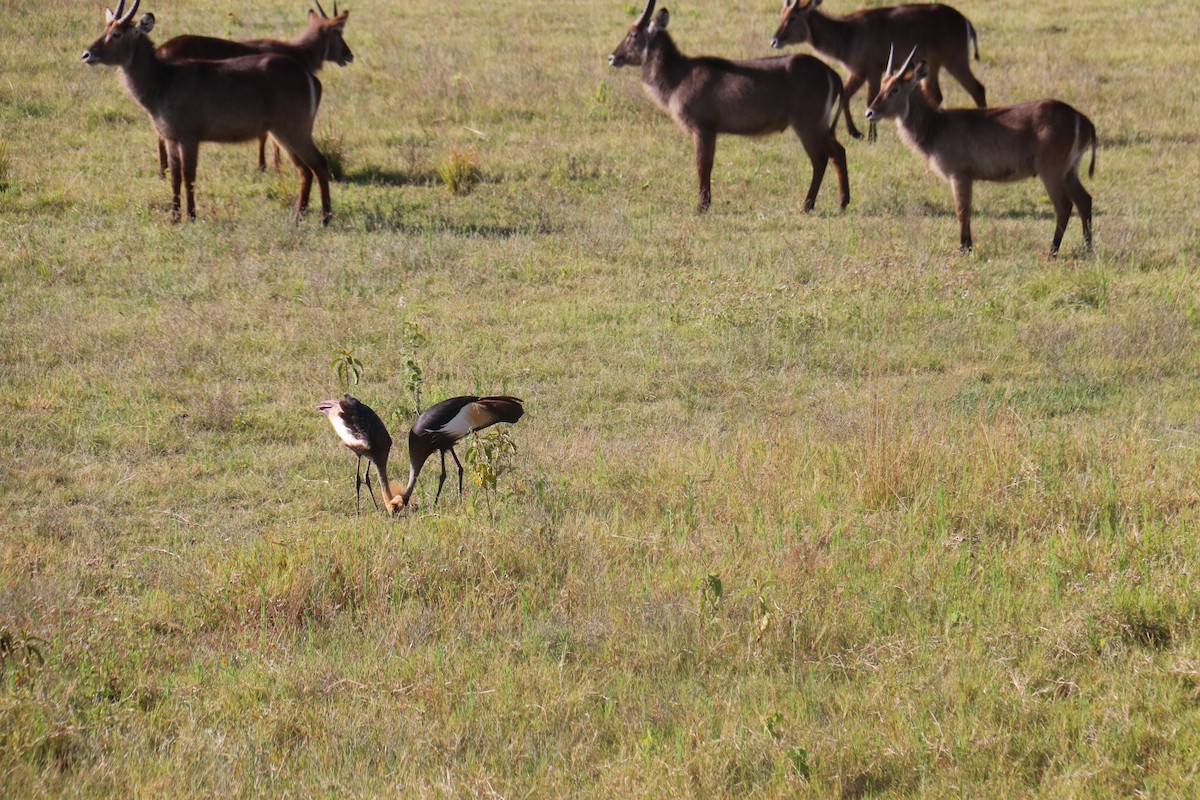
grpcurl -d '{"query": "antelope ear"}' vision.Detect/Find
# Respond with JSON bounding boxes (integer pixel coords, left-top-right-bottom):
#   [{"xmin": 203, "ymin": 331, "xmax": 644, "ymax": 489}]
[
  {"xmin": 810, "ymin": 0, "xmax": 822, "ymax": 7},
  {"xmin": 105, "ymin": 8, "xmax": 116, "ymax": 23},
  {"xmin": 136, "ymin": 13, "xmax": 155, "ymax": 33},
  {"xmin": 911, "ymin": 60, "xmax": 928, "ymax": 81},
  {"xmin": 649, "ymin": 8, "xmax": 669, "ymax": 32}
]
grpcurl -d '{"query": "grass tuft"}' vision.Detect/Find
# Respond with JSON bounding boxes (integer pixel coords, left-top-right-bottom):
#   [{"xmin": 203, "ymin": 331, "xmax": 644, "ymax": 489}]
[
  {"xmin": 0, "ymin": 140, "xmax": 10, "ymax": 193},
  {"xmin": 317, "ymin": 131, "xmax": 347, "ymax": 182},
  {"xmin": 436, "ymin": 147, "xmax": 481, "ymax": 195}
]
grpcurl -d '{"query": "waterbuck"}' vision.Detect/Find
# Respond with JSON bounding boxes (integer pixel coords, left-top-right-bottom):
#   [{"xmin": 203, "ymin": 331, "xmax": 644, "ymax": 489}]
[
  {"xmin": 865, "ymin": 49, "xmax": 1095, "ymax": 255},
  {"xmin": 770, "ymin": 0, "xmax": 986, "ymax": 142},
  {"xmin": 82, "ymin": 1, "xmax": 333, "ymax": 225},
  {"xmin": 609, "ymin": 0, "xmax": 851, "ymax": 214},
  {"xmin": 155, "ymin": 1, "xmax": 353, "ymax": 174}
]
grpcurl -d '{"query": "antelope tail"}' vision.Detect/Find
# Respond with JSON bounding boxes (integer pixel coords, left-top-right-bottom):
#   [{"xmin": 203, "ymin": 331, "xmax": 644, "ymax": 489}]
[
  {"xmin": 1089, "ymin": 133, "xmax": 1097, "ymax": 179},
  {"xmin": 825, "ymin": 71, "xmax": 841, "ymax": 136},
  {"xmin": 306, "ymin": 72, "xmax": 319, "ymax": 122},
  {"xmin": 831, "ymin": 72, "xmax": 862, "ymax": 140},
  {"xmin": 967, "ymin": 19, "xmax": 980, "ymax": 61}
]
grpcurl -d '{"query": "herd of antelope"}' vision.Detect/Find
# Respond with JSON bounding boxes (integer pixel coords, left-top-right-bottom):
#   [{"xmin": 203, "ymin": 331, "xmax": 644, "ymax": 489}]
[{"xmin": 82, "ymin": 0, "xmax": 1096, "ymax": 255}]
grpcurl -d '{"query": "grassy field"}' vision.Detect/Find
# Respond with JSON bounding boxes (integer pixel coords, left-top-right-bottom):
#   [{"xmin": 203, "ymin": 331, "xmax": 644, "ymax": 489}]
[{"xmin": 3, "ymin": 0, "xmax": 1200, "ymax": 794}]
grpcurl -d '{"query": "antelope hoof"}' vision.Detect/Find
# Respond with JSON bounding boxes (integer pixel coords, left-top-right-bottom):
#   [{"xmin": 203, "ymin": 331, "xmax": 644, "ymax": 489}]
[
  {"xmin": 958, "ymin": 244, "xmax": 973, "ymax": 254},
  {"xmin": 802, "ymin": 200, "xmax": 816, "ymax": 213},
  {"xmin": 321, "ymin": 212, "xmax": 332, "ymax": 227}
]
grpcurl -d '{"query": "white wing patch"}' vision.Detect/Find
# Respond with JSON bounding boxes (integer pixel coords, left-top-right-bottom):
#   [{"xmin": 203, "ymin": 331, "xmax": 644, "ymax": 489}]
[
  {"xmin": 328, "ymin": 410, "xmax": 367, "ymax": 449},
  {"xmin": 434, "ymin": 402, "xmax": 488, "ymax": 440}
]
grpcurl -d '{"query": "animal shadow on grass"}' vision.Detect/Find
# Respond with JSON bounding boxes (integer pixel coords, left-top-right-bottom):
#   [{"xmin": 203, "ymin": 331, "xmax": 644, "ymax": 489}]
[
  {"xmin": 861, "ymin": 197, "xmax": 1059, "ymax": 221},
  {"xmin": 914, "ymin": 198, "xmax": 1056, "ymax": 221},
  {"xmin": 343, "ymin": 166, "xmax": 440, "ymax": 188},
  {"xmin": 356, "ymin": 204, "xmax": 560, "ymax": 237}
]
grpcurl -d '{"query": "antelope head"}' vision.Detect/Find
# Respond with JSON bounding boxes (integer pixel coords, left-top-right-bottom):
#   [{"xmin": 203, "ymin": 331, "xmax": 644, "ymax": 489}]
[
  {"xmin": 82, "ymin": 0, "xmax": 154, "ymax": 66},
  {"xmin": 865, "ymin": 46, "xmax": 925, "ymax": 122},
  {"xmin": 310, "ymin": 0, "xmax": 354, "ymax": 66},
  {"xmin": 608, "ymin": 0, "xmax": 669, "ymax": 68},
  {"xmin": 770, "ymin": 0, "xmax": 820, "ymax": 49}
]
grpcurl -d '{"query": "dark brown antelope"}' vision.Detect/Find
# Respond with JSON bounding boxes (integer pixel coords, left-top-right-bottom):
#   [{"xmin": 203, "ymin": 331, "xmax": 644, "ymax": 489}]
[
  {"xmin": 770, "ymin": 0, "xmax": 986, "ymax": 142},
  {"xmin": 609, "ymin": 0, "xmax": 852, "ymax": 214},
  {"xmin": 155, "ymin": 1, "xmax": 353, "ymax": 174},
  {"xmin": 865, "ymin": 48, "xmax": 1095, "ymax": 255},
  {"xmin": 82, "ymin": 1, "xmax": 333, "ymax": 225}
]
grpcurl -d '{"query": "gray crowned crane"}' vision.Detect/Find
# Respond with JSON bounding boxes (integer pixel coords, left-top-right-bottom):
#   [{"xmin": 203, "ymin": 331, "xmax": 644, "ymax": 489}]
[
  {"xmin": 387, "ymin": 395, "xmax": 524, "ymax": 512},
  {"xmin": 317, "ymin": 395, "xmax": 396, "ymax": 513}
]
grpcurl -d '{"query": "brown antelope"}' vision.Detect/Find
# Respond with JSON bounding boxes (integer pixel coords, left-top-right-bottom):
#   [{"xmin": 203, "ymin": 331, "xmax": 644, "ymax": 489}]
[
  {"xmin": 82, "ymin": 1, "xmax": 333, "ymax": 225},
  {"xmin": 155, "ymin": 1, "xmax": 353, "ymax": 175},
  {"xmin": 609, "ymin": 0, "xmax": 852, "ymax": 214},
  {"xmin": 770, "ymin": 0, "xmax": 986, "ymax": 142},
  {"xmin": 865, "ymin": 48, "xmax": 1095, "ymax": 255}
]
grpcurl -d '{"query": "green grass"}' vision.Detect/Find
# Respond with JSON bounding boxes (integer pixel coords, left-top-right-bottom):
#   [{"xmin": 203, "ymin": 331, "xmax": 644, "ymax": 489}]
[{"xmin": 2, "ymin": 0, "xmax": 1200, "ymax": 795}]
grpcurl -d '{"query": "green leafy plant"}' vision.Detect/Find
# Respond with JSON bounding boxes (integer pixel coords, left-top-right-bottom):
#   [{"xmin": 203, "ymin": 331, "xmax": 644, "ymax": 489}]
[
  {"xmin": 0, "ymin": 626, "xmax": 46, "ymax": 687},
  {"xmin": 393, "ymin": 321, "xmax": 428, "ymax": 419},
  {"xmin": 402, "ymin": 355, "xmax": 423, "ymax": 414},
  {"xmin": 699, "ymin": 572, "xmax": 723, "ymax": 619},
  {"xmin": 331, "ymin": 349, "xmax": 364, "ymax": 391},
  {"xmin": 465, "ymin": 428, "xmax": 518, "ymax": 517},
  {"xmin": 738, "ymin": 579, "xmax": 779, "ymax": 641},
  {"xmin": 763, "ymin": 711, "xmax": 784, "ymax": 741},
  {"xmin": 785, "ymin": 746, "xmax": 810, "ymax": 780}
]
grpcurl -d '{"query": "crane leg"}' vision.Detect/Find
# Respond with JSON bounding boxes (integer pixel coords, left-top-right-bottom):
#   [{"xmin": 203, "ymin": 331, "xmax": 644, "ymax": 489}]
[
  {"xmin": 434, "ymin": 449, "xmax": 448, "ymax": 506},
  {"xmin": 449, "ymin": 447, "xmax": 465, "ymax": 498},
  {"xmin": 363, "ymin": 462, "xmax": 380, "ymax": 511},
  {"xmin": 354, "ymin": 455, "xmax": 363, "ymax": 515}
]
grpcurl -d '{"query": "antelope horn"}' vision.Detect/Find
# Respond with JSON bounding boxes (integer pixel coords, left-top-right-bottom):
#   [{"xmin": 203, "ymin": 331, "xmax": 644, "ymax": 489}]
[
  {"xmin": 333, "ymin": 1, "xmax": 339, "ymax": 15},
  {"xmin": 896, "ymin": 45, "xmax": 918, "ymax": 78},
  {"xmin": 885, "ymin": 44, "xmax": 894, "ymax": 76},
  {"xmin": 112, "ymin": 0, "xmax": 126, "ymax": 20},
  {"xmin": 314, "ymin": 0, "xmax": 329, "ymax": 18},
  {"xmin": 118, "ymin": 0, "xmax": 140, "ymax": 24},
  {"xmin": 636, "ymin": 0, "xmax": 656, "ymax": 27}
]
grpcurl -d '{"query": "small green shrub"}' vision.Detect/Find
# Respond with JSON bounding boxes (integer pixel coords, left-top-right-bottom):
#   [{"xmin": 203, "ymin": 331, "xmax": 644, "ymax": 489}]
[{"xmin": 331, "ymin": 349, "xmax": 364, "ymax": 390}]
